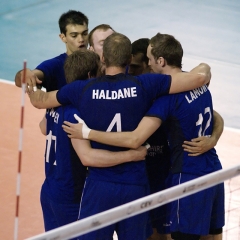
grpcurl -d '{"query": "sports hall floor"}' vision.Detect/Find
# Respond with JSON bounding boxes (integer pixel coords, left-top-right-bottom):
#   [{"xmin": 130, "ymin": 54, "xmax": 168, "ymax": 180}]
[{"xmin": 0, "ymin": 0, "xmax": 240, "ymax": 239}]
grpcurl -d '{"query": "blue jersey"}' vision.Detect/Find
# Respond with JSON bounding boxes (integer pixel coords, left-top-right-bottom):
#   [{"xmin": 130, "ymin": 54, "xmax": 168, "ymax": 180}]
[
  {"xmin": 146, "ymin": 85, "xmax": 222, "ymax": 176},
  {"xmin": 146, "ymin": 124, "xmax": 171, "ymax": 190},
  {"xmin": 42, "ymin": 106, "xmax": 87, "ymax": 204},
  {"xmin": 57, "ymin": 73, "xmax": 171, "ymax": 185},
  {"xmin": 36, "ymin": 53, "xmax": 67, "ymax": 91}
]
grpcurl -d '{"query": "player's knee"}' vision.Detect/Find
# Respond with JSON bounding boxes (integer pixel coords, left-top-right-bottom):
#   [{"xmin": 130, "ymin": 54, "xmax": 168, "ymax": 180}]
[{"xmin": 171, "ymin": 231, "xmax": 200, "ymax": 240}]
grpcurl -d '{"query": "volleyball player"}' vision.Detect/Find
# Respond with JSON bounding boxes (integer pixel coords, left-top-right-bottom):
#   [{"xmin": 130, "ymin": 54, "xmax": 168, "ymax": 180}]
[
  {"xmin": 39, "ymin": 49, "xmax": 148, "ymax": 232},
  {"xmin": 127, "ymin": 37, "xmax": 223, "ymax": 240},
  {"xmin": 14, "ymin": 10, "xmax": 89, "ymax": 93},
  {"xmin": 88, "ymin": 24, "xmax": 115, "ymax": 76},
  {"xmin": 38, "ymin": 50, "xmax": 96, "ymax": 232}
]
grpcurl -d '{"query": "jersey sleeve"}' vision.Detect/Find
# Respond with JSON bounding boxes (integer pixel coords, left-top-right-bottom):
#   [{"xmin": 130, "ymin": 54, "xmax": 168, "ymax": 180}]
[
  {"xmin": 35, "ymin": 54, "xmax": 67, "ymax": 91},
  {"xmin": 56, "ymin": 81, "xmax": 86, "ymax": 108},
  {"xmin": 145, "ymin": 95, "xmax": 174, "ymax": 121},
  {"xmin": 138, "ymin": 73, "xmax": 172, "ymax": 98},
  {"xmin": 36, "ymin": 59, "xmax": 58, "ymax": 89}
]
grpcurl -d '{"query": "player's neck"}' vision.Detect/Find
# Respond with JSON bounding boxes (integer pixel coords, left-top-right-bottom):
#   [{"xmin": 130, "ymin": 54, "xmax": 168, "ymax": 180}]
[
  {"xmin": 105, "ymin": 66, "xmax": 125, "ymax": 75},
  {"xmin": 163, "ymin": 66, "xmax": 182, "ymax": 76}
]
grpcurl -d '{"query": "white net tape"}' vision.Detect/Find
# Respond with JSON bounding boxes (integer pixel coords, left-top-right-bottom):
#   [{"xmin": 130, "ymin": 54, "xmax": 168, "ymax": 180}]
[{"xmin": 26, "ymin": 164, "xmax": 240, "ymax": 240}]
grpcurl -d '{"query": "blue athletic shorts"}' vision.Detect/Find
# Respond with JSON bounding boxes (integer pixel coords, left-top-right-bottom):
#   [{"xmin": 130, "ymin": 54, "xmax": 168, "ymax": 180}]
[
  {"xmin": 78, "ymin": 178, "xmax": 152, "ymax": 240},
  {"xmin": 40, "ymin": 188, "xmax": 80, "ymax": 231},
  {"xmin": 169, "ymin": 173, "xmax": 225, "ymax": 235},
  {"xmin": 148, "ymin": 171, "xmax": 171, "ymax": 234}
]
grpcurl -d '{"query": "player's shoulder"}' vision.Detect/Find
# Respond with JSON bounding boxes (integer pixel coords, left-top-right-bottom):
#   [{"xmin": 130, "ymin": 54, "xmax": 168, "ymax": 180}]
[
  {"xmin": 136, "ymin": 73, "xmax": 170, "ymax": 83},
  {"xmin": 63, "ymin": 105, "xmax": 81, "ymax": 122},
  {"xmin": 39, "ymin": 53, "xmax": 67, "ymax": 65}
]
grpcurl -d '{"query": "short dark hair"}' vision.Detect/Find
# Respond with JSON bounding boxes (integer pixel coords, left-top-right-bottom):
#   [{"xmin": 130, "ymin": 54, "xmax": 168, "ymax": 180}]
[
  {"xmin": 103, "ymin": 33, "xmax": 132, "ymax": 68},
  {"xmin": 150, "ymin": 33, "xmax": 183, "ymax": 68},
  {"xmin": 131, "ymin": 38, "xmax": 149, "ymax": 65},
  {"xmin": 88, "ymin": 24, "xmax": 115, "ymax": 47},
  {"xmin": 64, "ymin": 49, "xmax": 100, "ymax": 83},
  {"xmin": 58, "ymin": 10, "xmax": 89, "ymax": 35}
]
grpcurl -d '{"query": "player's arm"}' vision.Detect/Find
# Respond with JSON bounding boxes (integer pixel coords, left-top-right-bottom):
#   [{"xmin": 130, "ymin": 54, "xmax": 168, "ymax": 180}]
[
  {"xmin": 169, "ymin": 63, "xmax": 211, "ymax": 93},
  {"xmin": 29, "ymin": 89, "xmax": 60, "ymax": 109},
  {"xmin": 15, "ymin": 68, "xmax": 43, "ymax": 93},
  {"xmin": 182, "ymin": 110, "xmax": 224, "ymax": 156},
  {"xmin": 39, "ymin": 115, "xmax": 47, "ymax": 135},
  {"xmin": 63, "ymin": 116, "xmax": 161, "ymax": 149},
  {"xmin": 71, "ymin": 138, "xmax": 148, "ymax": 167}
]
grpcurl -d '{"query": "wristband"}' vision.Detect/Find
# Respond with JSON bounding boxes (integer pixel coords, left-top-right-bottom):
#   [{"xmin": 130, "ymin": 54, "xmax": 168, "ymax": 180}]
[
  {"xmin": 74, "ymin": 114, "xmax": 91, "ymax": 139},
  {"xmin": 82, "ymin": 125, "xmax": 91, "ymax": 139},
  {"xmin": 145, "ymin": 143, "xmax": 150, "ymax": 149}
]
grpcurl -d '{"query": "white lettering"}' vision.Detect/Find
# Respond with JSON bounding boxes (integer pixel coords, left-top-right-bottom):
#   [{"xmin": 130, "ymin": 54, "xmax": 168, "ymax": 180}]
[
  {"xmin": 112, "ymin": 91, "xmax": 117, "ymax": 99},
  {"xmin": 185, "ymin": 85, "xmax": 208, "ymax": 104},
  {"xmin": 91, "ymin": 87, "xmax": 138, "ymax": 100},
  {"xmin": 185, "ymin": 95, "xmax": 192, "ymax": 103},
  {"xmin": 92, "ymin": 89, "xmax": 98, "ymax": 99},
  {"xmin": 117, "ymin": 89, "xmax": 124, "ymax": 99},
  {"xmin": 106, "ymin": 90, "xmax": 111, "ymax": 99},
  {"xmin": 99, "ymin": 90, "xmax": 105, "ymax": 99},
  {"xmin": 123, "ymin": 88, "xmax": 131, "ymax": 97}
]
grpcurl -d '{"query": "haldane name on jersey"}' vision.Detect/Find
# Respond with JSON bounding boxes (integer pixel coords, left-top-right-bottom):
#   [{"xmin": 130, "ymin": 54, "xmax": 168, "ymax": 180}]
[
  {"xmin": 185, "ymin": 85, "xmax": 208, "ymax": 104},
  {"xmin": 92, "ymin": 87, "xmax": 137, "ymax": 100}
]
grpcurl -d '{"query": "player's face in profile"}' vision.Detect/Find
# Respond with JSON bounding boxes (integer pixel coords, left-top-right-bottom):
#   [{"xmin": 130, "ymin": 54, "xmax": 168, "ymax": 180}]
[
  {"xmin": 63, "ymin": 24, "xmax": 89, "ymax": 55},
  {"xmin": 128, "ymin": 53, "xmax": 149, "ymax": 76},
  {"xmin": 91, "ymin": 28, "xmax": 114, "ymax": 59},
  {"xmin": 147, "ymin": 45, "xmax": 159, "ymax": 74}
]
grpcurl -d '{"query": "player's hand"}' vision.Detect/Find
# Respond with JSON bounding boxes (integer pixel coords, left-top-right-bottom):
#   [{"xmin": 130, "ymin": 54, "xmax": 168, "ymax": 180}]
[
  {"xmin": 130, "ymin": 145, "xmax": 150, "ymax": 162},
  {"xmin": 62, "ymin": 121, "xmax": 84, "ymax": 139},
  {"xmin": 62, "ymin": 114, "xmax": 91, "ymax": 139},
  {"xmin": 20, "ymin": 68, "xmax": 42, "ymax": 94},
  {"xmin": 182, "ymin": 136, "xmax": 216, "ymax": 156}
]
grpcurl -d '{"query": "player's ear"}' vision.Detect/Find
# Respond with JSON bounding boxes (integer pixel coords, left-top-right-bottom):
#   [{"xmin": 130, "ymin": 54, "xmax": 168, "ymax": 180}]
[
  {"xmin": 157, "ymin": 57, "xmax": 166, "ymax": 67},
  {"xmin": 59, "ymin": 33, "xmax": 67, "ymax": 43},
  {"xmin": 88, "ymin": 71, "xmax": 91, "ymax": 79},
  {"xmin": 89, "ymin": 45, "xmax": 94, "ymax": 51},
  {"xmin": 101, "ymin": 55, "xmax": 105, "ymax": 64}
]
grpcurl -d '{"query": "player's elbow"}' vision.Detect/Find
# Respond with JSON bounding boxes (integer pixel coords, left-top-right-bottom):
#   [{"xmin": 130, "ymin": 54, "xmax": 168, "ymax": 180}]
[
  {"xmin": 201, "ymin": 74, "xmax": 211, "ymax": 85},
  {"xmin": 15, "ymin": 79, "xmax": 21, "ymax": 87},
  {"xmin": 31, "ymin": 101, "xmax": 43, "ymax": 109},
  {"xmin": 80, "ymin": 156, "xmax": 94, "ymax": 167},
  {"xmin": 127, "ymin": 136, "xmax": 143, "ymax": 149}
]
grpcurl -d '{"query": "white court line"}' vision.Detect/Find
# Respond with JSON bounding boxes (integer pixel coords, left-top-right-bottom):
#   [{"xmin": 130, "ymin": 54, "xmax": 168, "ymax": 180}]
[
  {"xmin": 224, "ymin": 127, "xmax": 240, "ymax": 133},
  {"xmin": 0, "ymin": 78, "xmax": 14, "ymax": 84}
]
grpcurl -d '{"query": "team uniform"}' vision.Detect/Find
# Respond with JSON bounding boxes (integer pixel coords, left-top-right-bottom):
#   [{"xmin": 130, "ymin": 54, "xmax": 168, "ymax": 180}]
[
  {"xmin": 41, "ymin": 106, "xmax": 87, "ymax": 231},
  {"xmin": 56, "ymin": 73, "xmax": 172, "ymax": 240},
  {"xmin": 145, "ymin": 124, "xmax": 172, "ymax": 234},
  {"xmin": 36, "ymin": 53, "xmax": 87, "ymax": 231},
  {"xmin": 146, "ymin": 85, "xmax": 225, "ymax": 237},
  {"xmin": 36, "ymin": 53, "xmax": 67, "ymax": 91}
]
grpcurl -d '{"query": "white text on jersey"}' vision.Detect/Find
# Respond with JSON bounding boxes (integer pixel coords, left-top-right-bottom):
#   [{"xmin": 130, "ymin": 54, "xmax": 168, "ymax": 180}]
[
  {"xmin": 48, "ymin": 108, "xmax": 59, "ymax": 124},
  {"xmin": 92, "ymin": 87, "xmax": 137, "ymax": 100},
  {"xmin": 185, "ymin": 85, "xmax": 208, "ymax": 104}
]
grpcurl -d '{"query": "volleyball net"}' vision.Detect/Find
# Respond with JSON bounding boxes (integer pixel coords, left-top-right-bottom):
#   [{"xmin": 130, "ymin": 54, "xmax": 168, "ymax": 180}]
[{"xmin": 25, "ymin": 164, "xmax": 240, "ymax": 240}]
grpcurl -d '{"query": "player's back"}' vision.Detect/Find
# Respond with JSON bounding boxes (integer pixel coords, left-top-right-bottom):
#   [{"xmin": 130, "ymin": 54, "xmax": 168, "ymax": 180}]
[
  {"xmin": 76, "ymin": 73, "xmax": 171, "ymax": 185},
  {"xmin": 43, "ymin": 106, "xmax": 87, "ymax": 203},
  {"xmin": 147, "ymin": 85, "xmax": 222, "ymax": 176}
]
